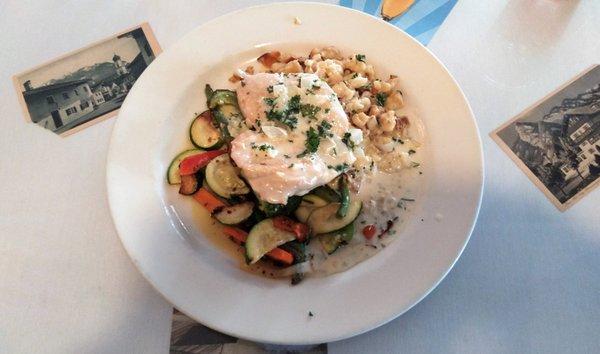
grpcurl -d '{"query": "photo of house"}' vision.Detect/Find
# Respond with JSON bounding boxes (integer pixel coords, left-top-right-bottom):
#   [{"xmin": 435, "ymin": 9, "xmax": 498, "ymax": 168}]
[
  {"xmin": 493, "ymin": 65, "xmax": 600, "ymax": 209},
  {"xmin": 14, "ymin": 24, "xmax": 160, "ymax": 135}
]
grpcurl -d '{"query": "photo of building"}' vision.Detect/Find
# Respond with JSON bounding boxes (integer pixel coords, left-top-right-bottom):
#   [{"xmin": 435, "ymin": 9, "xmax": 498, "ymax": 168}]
[
  {"xmin": 494, "ymin": 65, "xmax": 600, "ymax": 208},
  {"xmin": 14, "ymin": 24, "xmax": 160, "ymax": 135}
]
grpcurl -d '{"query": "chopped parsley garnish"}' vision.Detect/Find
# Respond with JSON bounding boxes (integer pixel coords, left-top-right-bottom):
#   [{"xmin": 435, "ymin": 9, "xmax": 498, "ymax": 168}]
[
  {"xmin": 265, "ymin": 109, "xmax": 297, "ymax": 129},
  {"xmin": 263, "ymin": 97, "xmax": 276, "ymax": 106},
  {"xmin": 408, "ymin": 149, "xmax": 416, "ymax": 155},
  {"xmin": 392, "ymin": 137, "xmax": 404, "ymax": 144},
  {"xmin": 317, "ymin": 120, "xmax": 332, "ymax": 137},
  {"xmin": 264, "ymin": 95, "xmax": 301, "ymax": 129},
  {"xmin": 283, "ymin": 154, "xmax": 291, "ymax": 158},
  {"xmin": 410, "ymin": 162, "xmax": 421, "ymax": 168},
  {"xmin": 356, "ymin": 54, "xmax": 366, "ymax": 62},
  {"xmin": 376, "ymin": 92, "xmax": 388, "ymax": 106},
  {"xmin": 324, "ymin": 108, "xmax": 330, "ymax": 114},
  {"xmin": 252, "ymin": 143, "xmax": 274, "ymax": 151},
  {"xmin": 305, "ymin": 127, "xmax": 320, "ymax": 153},
  {"xmin": 297, "ymin": 77, "xmax": 302, "ymax": 88},
  {"xmin": 342, "ymin": 132, "xmax": 355, "ymax": 149},
  {"xmin": 267, "ymin": 85, "xmax": 273, "ymax": 93},
  {"xmin": 298, "ymin": 127, "xmax": 320, "ymax": 157},
  {"xmin": 351, "ymin": 72, "xmax": 358, "ymax": 79},
  {"xmin": 288, "ymin": 95, "xmax": 301, "ymax": 112},
  {"xmin": 300, "ymin": 103, "xmax": 321, "ymax": 119},
  {"xmin": 327, "ymin": 163, "xmax": 349, "ymax": 172},
  {"xmin": 400, "ymin": 197, "xmax": 415, "ymax": 202},
  {"xmin": 288, "ymin": 163, "xmax": 294, "ymax": 168},
  {"xmin": 332, "ymin": 148, "xmax": 337, "ymax": 156}
]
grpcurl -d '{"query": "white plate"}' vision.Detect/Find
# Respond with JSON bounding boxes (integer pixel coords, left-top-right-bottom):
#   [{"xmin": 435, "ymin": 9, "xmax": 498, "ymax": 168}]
[{"xmin": 107, "ymin": 2, "xmax": 483, "ymax": 345}]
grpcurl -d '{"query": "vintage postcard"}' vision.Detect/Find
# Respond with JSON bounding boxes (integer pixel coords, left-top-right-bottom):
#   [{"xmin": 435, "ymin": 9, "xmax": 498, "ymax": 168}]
[
  {"xmin": 13, "ymin": 23, "xmax": 161, "ymax": 136},
  {"xmin": 169, "ymin": 309, "xmax": 327, "ymax": 354},
  {"xmin": 491, "ymin": 65, "xmax": 600, "ymax": 211}
]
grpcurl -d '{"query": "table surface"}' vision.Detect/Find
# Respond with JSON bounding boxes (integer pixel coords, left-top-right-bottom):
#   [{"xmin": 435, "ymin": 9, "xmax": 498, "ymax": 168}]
[{"xmin": 1, "ymin": 1, "xmax": 599, "ymax": 353}]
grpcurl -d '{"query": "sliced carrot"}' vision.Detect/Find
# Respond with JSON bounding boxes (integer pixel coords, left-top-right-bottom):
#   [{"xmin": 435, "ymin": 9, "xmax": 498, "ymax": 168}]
[
  {"xmin": 266, "ymin": 248, "xmax": 294, "ymax": 266},
  {"xmin": 193, "ymin": 188, "xmax": 226, "ymax": 213},
  {"xmin": 223, "ymin": 226, "xmax": 294, "ymax": 265},
  {"xmin": 223, "ymin": 226, "xmax": 248, "ymax": 245}
]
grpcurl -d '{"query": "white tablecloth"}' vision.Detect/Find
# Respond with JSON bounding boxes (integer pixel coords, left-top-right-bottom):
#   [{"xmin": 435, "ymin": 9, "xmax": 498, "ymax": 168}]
[{"xmin": 1, "ymin": 1, "xmax": 598, "ymax": 353}]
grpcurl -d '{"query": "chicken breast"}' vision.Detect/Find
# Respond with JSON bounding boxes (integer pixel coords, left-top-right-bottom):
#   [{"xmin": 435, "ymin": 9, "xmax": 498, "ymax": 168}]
[{"xmin": 230, "ymin": 73, "xmax": 361, "ymax": 204}]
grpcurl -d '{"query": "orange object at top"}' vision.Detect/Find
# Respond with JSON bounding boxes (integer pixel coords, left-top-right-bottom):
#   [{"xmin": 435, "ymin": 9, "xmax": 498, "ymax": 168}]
[{"xmin": 381, "ymin": 0, "xmax": 416, "ymax": 21}]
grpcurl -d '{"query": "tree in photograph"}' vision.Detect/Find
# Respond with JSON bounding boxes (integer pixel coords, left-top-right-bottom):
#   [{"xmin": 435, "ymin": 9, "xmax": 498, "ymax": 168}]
[
  {"xmin": 547, "ymin": 167, "xmax": 567, "ymax": 197},
  {"xmin": 589, "ymin": 153, "xmax": 600, "ymax": 176},
  {"xmin": 566, "ymin": 150, "xmax": 584, "ymax": 179}
]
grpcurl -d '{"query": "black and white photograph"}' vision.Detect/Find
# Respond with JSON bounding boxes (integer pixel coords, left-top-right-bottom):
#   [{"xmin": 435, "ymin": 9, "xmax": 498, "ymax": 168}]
[
  {"xmin": 169, "ymin": 309, "xmax": 328, "ymax": 354},
  {"xmin": 492, "ymin": 65, "xmax": 600, "ymax": 211},
  {"xmin": 13, "ymin": 23, "xmax": 160, "ymax": 135}
]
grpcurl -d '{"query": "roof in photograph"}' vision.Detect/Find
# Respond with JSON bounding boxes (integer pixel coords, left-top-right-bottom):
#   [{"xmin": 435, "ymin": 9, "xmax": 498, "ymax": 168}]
[{"xmin": 23, "ymin": 79, "xmax": 90, "ymax": 96}]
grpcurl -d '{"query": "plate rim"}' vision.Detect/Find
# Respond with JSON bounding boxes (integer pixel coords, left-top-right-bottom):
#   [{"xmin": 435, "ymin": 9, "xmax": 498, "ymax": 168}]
[{"xmin": 106, "ymin": 1, "xmax": 484, "ymax": 345}]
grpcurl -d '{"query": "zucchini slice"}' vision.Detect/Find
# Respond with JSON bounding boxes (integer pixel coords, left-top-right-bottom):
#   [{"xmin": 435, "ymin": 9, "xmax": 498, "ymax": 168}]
[
  {"xmin": 319, "ymin": 223, "xmax": 355, "ymax": 255},
  {"xmin": 294, "ymin": 194, "xmax": 328, "ymax": 223},
  {"xmin": 245, "ymin": 219, "xmax": 296, "ymax": 264},
  {"xmin": 167, "ymin": 149, "xmax": 204, "ymax": 184},
  {"xmin": 213, "ymin": 202, "xmax": 254, "ymax": 225},
  {"xmin": 205, "ymin": 154, "xmax": 249, "ymax": 198},
  {"xmin": 178, "ymin": 173, "xmax": 200, "ymax": 195},
  {"xmin": 190, "ymin": 111, "xmax": 222, "ymax": 149},
  {"xmin": 312, "ymin": 186, "xmax": 341, "ymax": 203},
  {"xmin": 302, "ymin": 194, "xmax": 329, "ymax": 207},
  {"xmin": 213, "ymin": 104, "xmax": 246, "ymax": 138},
  {"xmin": 208, "ymin": 89, "xmax": 238, "ymax": 109},
  {"xmin": 307, "ymin": 199, "xmax": 362, "ymax": 234}
]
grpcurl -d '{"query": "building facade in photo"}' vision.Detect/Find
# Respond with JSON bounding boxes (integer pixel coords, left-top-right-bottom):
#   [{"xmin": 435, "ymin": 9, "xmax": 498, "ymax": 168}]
[{"xmin": 22, "ymin": 79, "xmax": 94, "ymax": 131}]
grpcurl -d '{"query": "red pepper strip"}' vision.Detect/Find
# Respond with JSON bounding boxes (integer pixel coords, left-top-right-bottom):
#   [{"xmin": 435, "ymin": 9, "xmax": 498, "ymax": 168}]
[
  {"xmin": 272, "ymin": 216, "xmax": 310, "ymax": 242},
  {"xmin": 222, "ymin": 226, "xmax": 294, "ymax": 265},
  {"xmin": 179, "ymin": 149, "xmax": 226, "ymax": 176}
]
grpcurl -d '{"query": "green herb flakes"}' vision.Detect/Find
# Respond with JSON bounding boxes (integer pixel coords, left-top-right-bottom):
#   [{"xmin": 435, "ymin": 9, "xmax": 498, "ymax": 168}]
[
  {"xmin": 300, "ymin": 103, "xmax": 321, "ymax": 120},
  {"xmin": 376, "ymin": 92, "xmax": 388, "ymax": 106},
  {"xmin": 342, "ymin": 132, "xmax": 355, "ymax": 149}
]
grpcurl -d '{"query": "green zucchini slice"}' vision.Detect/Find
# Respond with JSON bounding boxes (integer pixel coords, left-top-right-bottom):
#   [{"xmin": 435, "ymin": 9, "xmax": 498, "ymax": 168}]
[
  {"xmin": 213, "ymin": 202, "xmax": 254, "ymax": 225},
  {"xmin": 294, "ymin": 194, "xmax": 328, "ymax": 223},
  {"xmin": 245, "ymin": 219, "xmax": 296, "ymax": 264},
  {"xmin": 190, "ymin": 111, "xmax": 222, "ymax": 149},
  {"xmin": 307, "ymin": 199, "xmax": 362, "ymax": 234},
  {"xmin": 167, "ymin": 149, "xmax": 204, "ymax": 184},
  {"xmin": 213, "ymin": 104, "xmax": 246, "ymax": 138},
  {"xmin": 205, "ymin": 154, "xmax": 249, "ymax": 198},
  {"xmin": 318, "ymin": 223, "xmax": 355, "ymax": 254},
  {"xmin": 208, "ymin": 89, "xmax": 238, "ymax": 109}
]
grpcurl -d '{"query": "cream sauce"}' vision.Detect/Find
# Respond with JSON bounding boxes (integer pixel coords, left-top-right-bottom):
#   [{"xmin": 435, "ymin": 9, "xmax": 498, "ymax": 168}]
[{"xmin": 231, "ymin": 73, "xmax": 362, "ymax": 204}]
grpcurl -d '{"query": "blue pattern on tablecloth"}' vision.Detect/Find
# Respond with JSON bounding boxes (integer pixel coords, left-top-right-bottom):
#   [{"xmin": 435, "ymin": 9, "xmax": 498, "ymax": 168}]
[{"xmin": 339, "ymin": 0, "xmax": 458, "ymax": 45}]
